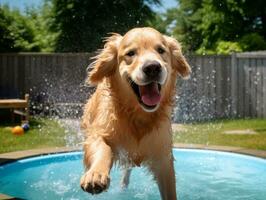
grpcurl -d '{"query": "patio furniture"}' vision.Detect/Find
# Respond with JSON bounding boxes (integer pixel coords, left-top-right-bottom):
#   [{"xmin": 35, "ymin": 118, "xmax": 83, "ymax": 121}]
[{"xmin": 0, "ymin": 94, "xmax": 30, "ymax": 123}]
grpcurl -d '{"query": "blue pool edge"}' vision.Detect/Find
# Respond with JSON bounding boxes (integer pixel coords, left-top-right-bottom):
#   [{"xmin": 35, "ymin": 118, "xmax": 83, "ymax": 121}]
[
  {"xmin": 0, "ymin": 145, "xmax": 266, "ymax": 200},
  {"xmin": 0, "ymin": 144, "xmax": 265, "ymax": 167}
]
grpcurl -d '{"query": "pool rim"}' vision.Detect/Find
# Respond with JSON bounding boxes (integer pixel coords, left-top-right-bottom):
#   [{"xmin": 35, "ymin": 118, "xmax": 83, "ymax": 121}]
[
  {"xmin": 0, "ymin": 144, "xmax": 265, "ymax": 167},
  {"xmin": 1, "ymin": 148, "xmax": 266, "ymax": 168},
  {"xmin": 0, "ymin": 144, "xmax": 266, "ymax": 200}
]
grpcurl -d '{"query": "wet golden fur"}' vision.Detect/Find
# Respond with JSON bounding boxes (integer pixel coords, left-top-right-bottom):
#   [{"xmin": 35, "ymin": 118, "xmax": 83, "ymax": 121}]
[{"xmin": 80, "ymin": 27, "xmax": 190, "ymax": 200}]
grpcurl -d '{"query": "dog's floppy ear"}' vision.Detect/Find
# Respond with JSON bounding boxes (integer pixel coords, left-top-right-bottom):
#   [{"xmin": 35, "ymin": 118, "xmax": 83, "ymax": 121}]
[
  {"xmin": 87, "ymin": 33, "xmax": 122, "ymax": 85},
  {"xmin": 164, "ymin": 35, "xmax": 191, "ymax": 78}
]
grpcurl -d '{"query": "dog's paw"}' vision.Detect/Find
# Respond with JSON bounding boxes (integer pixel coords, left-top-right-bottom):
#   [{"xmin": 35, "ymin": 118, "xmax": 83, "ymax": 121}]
[{"xmin": 80, "ymin": 171, "xmax": 110, "ymax": 194}]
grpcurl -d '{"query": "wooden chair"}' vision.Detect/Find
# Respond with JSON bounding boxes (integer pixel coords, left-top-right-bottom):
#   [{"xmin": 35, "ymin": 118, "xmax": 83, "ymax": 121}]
[{"xmin": 0, "ymin": 94, "xmax": 30, "ymax": 123}]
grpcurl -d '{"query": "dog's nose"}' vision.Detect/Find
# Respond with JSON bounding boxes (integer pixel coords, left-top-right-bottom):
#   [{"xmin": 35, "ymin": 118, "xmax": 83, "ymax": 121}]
[{"xmin": 142, "ymin": 61, "xmax": 162, "ymax": 78}]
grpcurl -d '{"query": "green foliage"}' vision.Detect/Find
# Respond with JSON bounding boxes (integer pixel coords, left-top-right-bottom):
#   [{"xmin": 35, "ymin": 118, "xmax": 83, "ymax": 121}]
[
  {"xmin": 164, "ymin": 0, "xmax": 204, "ymax": 52},
  {"xmin": 0, "ymin": 3, "xmax": 57, "ymax": 52},
  {"xmin": 239, "ymin": 33, "xmax": 266, "ymax": 51},
  {"xmin": 146, "ymin": 14, "xmax": 168, "ymax": 35},
  {"xmin": 215, "ymin": 41, "xmax": 242, "ymax": 54},
  {"xmin": 3, "ymin": 0, "xmax": 265, "ymax": 53},
  {"xmin": 0, "ymin": 6, "xmax": 16, "ymax": 51},
  {"xmin": 0, "ymin": 5, "xmax": 39, "ymax": 52},
  {"xmin": 25, "ymin": 2, "xmax": 58, "ymax": 52},
  {"xmin": 161, "ymin": 0, "xmax": 266, "ymax": 54},
  {"xmin": 51, "ymin": 0, "xmax": 160, "ymax": 52},
  {"xmin": 196, "ymin": 40, "xmax": 243, "ymax": 55},
  {"xmin": 1, "ymin": 0, "xmax": 160, "ymax": 52}
]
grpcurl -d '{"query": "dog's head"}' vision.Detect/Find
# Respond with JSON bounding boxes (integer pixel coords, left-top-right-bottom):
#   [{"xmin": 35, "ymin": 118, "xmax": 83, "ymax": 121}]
[{"xmin": 88, "ymin": 27, "xmax": 191, "ymax": 112}]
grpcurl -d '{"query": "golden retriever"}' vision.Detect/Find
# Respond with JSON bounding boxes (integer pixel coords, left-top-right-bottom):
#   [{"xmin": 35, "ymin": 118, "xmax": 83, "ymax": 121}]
[{"xmin": 80, "ymin": 27, "xmax": 191, "ymax": 200}]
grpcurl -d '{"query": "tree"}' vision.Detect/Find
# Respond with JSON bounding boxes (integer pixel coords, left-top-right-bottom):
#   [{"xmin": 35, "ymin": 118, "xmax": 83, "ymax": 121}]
[
  {"xmin": 165, "ymin": 0, "xmax": 204, "ymax": 52},
  {"xmin": 163, "ymin": 0, "xmax": 266, "ymax": 54},
  {"xmin": 51, "ymin": 0, "xmax": 160, "ymax": 52},
  {"xmin": 0, "ymin": 2, "xmax": 59, "ymax": 52},
  {"xmin": 0, "ymin": 5, "xmax": 39, "ymax": 52},
  {"xmin": 25, "ymin": 1, "xmax": 58, "ymax": 52},
  {"xmin": 0, "ymin": 6, "xmax": 16, "ymax": 52}
]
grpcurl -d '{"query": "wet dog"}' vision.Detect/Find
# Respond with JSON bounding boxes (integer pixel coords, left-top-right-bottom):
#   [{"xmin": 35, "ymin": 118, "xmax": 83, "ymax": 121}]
[{"xmin": 80, "ymin": 27, "xmax": 191, "ymax": 200}]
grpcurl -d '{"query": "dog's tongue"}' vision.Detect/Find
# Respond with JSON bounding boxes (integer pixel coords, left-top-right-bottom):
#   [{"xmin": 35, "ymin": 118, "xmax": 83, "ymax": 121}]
[{"xmin": 139, "ymin": 83, "xmax": 161, "ymax": 106}]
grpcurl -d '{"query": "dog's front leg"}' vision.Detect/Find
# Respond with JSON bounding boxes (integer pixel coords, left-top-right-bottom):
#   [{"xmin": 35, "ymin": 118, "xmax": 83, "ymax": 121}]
[
  {"xmin": 151, "ymin": 155, "xmax": 177, "ymax": 200},
  {"xmin": 120, "ymin": 168, "xmax": 132, "ymax": 188},
  {"xmin": 80, "ymin": 136, "xmax": 113, "ymax": 194}
]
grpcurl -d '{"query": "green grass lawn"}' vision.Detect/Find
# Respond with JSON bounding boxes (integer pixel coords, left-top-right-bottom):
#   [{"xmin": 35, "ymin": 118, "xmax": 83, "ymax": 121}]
[
  {"xmin": 173, "ymin": 119, "xmax": 266, "ymax": 150},
  {"xmin": 0, "ymin": 117, "xmax": 67, "ymax": 154},
  {"xmin": 0, "ymin": 118, "xmax": 266, "ymax": 154}
]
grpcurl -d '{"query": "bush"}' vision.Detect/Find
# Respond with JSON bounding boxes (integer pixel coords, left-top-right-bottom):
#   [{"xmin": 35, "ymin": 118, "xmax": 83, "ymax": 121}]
[
  {"xmin": 0, "ymin": 4, "xmax": 56, "ymax": 52},
  {"xmin": 0, "ymin": 6, "xmax": 39, "ymax": 52},
  {"xmin": 215, "ymin": 41, "xmax": 243, "ymax": 54},
  {"xmin": 239, "ymin": 33, "xmax": 266, "ymax": 51},
  {"xmin": 196, "ymin": 41, "xmax": 243, "ymax": 55},
  {"xmin": 195, "ymin": 47, "xmax": 215, "ymax": 55}
]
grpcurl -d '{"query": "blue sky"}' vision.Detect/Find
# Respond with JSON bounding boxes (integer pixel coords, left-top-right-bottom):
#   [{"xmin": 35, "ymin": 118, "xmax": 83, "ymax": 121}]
[
  {"xmin": 0, "ymin": 0, "xmax": 43, "ymax": 10},
  {"xmin": 151, "ymin": 0, "xmax": 178, "ymax": 12},
  {"xmin": 0, "ymin": 0, "xmax": 177, "ymax": 13}
]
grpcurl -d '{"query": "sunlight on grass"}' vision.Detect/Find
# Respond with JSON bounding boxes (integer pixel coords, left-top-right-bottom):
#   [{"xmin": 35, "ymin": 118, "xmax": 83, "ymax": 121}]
[
  {"xmin": 1, "ymin": 118, "xmax": 266, "ymax": 154},
  {"xmin": 0, "ymin": 117, "xmax": 67, "ymax": 153},
  {"xmin": 173, "ymin": 119, "xmax": 266, "ymax": 150}
]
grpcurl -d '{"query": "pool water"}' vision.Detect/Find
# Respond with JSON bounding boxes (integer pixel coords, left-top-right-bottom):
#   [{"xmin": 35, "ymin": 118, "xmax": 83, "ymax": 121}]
[{"xmin": 0, "ymin": 149, "xmax": 265, "ymax": 200}]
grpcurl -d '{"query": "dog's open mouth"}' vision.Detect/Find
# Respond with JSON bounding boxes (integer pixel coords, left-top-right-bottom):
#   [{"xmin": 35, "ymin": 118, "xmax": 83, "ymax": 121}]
[{"xmin": 127, "ymin": 77, "xmax": 161, "ymax": 110}]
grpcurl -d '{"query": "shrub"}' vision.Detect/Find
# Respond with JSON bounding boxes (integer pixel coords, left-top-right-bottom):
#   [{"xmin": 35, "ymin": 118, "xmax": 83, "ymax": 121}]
[
  {"xmin": 215, "ymin": 41, "xmax": 243, "ymax": 54},
  {"xmin": 239, "ymin": 33, "xmax": 266, "ymax": 51}
]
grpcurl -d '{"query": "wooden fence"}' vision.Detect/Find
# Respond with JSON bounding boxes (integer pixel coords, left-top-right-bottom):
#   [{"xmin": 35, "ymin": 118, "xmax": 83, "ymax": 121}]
[
  {"xmin": 0, "ymin": 52, "xmax": 266, "ymax": 121},
  {"xmin": 175, "ymin": 52, "xmax": 266, "ymax": 121},
  {"xmin": 0, "ymin": 53, "xmax": 92, "ymax": 117}
]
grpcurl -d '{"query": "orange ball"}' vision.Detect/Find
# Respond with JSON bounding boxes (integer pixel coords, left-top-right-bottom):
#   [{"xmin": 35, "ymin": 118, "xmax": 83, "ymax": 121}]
[{"xmin": 12, "ymin": 126, "xmax": 24, "ymax": 135}]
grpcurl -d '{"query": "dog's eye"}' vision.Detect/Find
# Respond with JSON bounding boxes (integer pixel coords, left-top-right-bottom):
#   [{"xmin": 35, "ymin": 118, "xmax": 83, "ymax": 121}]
[
  {"xmin": 126, "ymin": 50, "xmax": 135, "ymax": 57},
  {"xmin": 157, "ymin": 47, "xmax": 165, "ymax": 54}
]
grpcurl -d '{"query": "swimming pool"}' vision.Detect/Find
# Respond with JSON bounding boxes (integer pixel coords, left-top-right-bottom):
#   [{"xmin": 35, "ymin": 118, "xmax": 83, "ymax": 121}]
[{"xmin": 0, "ymin": 149, "xmax": 265, "ymax": 200}]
